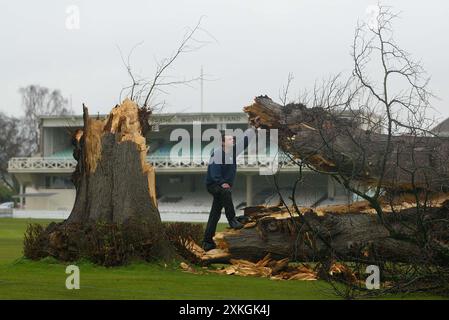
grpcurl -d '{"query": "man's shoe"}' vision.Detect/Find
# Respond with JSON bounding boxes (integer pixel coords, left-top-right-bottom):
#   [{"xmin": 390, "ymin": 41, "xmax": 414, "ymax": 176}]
[
  {"xmin": 229, "ymin": 218, "xmax": 244, "ymax": 230},
  {"xmin": 202, "ymin": 241, "xmax": 216, "ymax": 251},
  {"xmin": 236, "ymin": 215, "xmax": 250, "ymax": 224}
]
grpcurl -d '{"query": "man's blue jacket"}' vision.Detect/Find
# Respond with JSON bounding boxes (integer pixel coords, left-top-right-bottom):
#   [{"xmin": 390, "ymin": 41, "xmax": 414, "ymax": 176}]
[{"xmin": 205, "ymin": 128, "xmax": 256, "ymax": 187}]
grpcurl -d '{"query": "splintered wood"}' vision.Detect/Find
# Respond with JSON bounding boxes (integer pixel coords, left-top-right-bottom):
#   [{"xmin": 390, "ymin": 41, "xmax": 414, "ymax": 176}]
[
  {"xmin": 183, "ymin": 239, "xmax": 231, "ymax": 263},
  {"xmin": 179, "ymin": 253, "xmax": 359, "ymax": 282},
  {"xmin": 78, "ymin": 99, "xmax": 157, "ymax": 207},
  {"xmin": 211, "ymin": 254, "xmax": 318, "ymax": 281}
]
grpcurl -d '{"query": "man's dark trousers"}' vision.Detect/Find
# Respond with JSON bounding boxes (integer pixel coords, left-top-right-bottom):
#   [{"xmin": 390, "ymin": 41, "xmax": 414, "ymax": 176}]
[{"xmin": 204, "ymin": 183, "xmax": 236, "ymax": 244}]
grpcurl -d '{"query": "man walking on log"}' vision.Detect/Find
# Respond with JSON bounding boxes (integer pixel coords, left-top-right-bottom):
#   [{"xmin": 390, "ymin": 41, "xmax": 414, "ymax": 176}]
[{"xmin": 202, "ymin": 117, "xmax": 260, "ymax": 251}]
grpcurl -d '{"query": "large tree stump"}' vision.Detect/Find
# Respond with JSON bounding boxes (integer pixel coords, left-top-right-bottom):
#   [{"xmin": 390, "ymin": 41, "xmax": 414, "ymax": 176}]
[
  {"xmin": 23, "ymin": 99, "xmax": 176, "ymax": 264},
  {"xmin": 68, "ymin": 99, "xmax": 157, "ymax": 223}
]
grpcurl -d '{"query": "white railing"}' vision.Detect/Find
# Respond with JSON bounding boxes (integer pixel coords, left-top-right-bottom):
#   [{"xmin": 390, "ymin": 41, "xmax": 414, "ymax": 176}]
[
  {"xmin": 8, "ymin": 157, "xmax": 77, "ymax": 172},
  {"xmin": 148, "ymin": 155, "xmax": 299, "ymax": 170},
  {"xmin": 8, "ymin": 155, "xmax": 300, "ymax": 172},
  {"xmin": 0, "ymin": 208, "xmax": 13, "ymax": 215}
]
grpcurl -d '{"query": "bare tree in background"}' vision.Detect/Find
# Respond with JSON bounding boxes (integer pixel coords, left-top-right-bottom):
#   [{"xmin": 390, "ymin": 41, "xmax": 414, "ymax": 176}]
[
  {"xmin": 0, "ymin": 112, "xmax": 23, "ymax": 190},
  {"xmin": 118, "ymin": 18, "xmax": 212, "ymax": 112},
  {"xmin": 19, "ymin": 85, "xmax": 72, "ymax": 156},
  {"xmin": 244, "ymin": 4, "xmax": 449, "ymax": 297},
  {"xmin": 272, "ymin": 4, "xmax": 441, "ymax": 230},
  {"xmin": 299, "ymin": 4, "xmax": 449, "ymax": 296}
]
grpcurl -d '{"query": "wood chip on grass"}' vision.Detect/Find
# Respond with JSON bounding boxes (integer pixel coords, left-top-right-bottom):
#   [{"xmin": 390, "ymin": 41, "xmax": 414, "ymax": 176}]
[{"xmin": 209, "ymin": 254, "xmax": 318, "ymax": 281}]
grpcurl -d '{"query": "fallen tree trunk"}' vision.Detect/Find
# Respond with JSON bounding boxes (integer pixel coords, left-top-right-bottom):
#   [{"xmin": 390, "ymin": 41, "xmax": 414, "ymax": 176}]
[
  {"xmin": 244, "ymin": 96, "xmax": 449, "ymax": 191},
  {"xmin": 183, "ymin": 96, "xmax": 449, "ymax": 266},
  {"xmin": 193, "ymin": 195, "xmax": 449, "ymax": 265}
]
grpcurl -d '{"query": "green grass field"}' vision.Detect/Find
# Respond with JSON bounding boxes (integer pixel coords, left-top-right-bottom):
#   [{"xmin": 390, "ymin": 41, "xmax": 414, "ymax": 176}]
[{"xmin": 0, "ymin": 218, "xmax": 446, "ymax": 300}]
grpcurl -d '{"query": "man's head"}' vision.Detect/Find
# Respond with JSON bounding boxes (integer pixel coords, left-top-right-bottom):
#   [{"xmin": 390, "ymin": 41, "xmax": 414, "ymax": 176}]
[{"xmin": 221, "ymin": 132, "xmax": 234, "ymax": 150}]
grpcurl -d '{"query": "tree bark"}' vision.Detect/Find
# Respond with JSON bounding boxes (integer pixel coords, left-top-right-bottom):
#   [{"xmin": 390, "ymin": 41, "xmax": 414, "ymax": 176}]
[
  {"xmin": 243, "ymin": 96, "xmax": 449, "ymax": 192},
  {"xmin": 203, "ymin": 198, "xmax": 449, "ymax": 265}
]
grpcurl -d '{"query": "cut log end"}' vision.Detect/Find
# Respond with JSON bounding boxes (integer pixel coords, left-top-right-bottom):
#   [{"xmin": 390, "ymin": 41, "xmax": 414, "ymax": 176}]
[{"xmin": 243, "ymin": 95, "xmax": 449, "ymax": 192}]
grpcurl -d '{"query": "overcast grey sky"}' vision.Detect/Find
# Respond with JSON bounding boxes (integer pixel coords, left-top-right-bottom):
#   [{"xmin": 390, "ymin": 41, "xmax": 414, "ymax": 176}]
[{"xmin": 1, "ymin": 0, "xmax": 448, "ymax": 120}]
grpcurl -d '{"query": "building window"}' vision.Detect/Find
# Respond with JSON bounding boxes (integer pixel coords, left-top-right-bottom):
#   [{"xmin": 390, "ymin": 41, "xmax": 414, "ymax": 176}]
[
  {"xmin": 45, "ymin": 176, "xmax": 74, "ymax": 189},
  {"xmin": 168, "ymin": 176, "xmax": 183, "ymax": 184}
]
